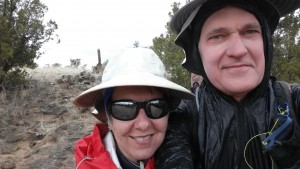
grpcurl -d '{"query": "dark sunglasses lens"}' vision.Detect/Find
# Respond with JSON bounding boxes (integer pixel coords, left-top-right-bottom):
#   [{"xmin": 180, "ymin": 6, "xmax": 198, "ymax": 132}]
[
  {"xmin": 110, "ymin": 99, "xmax": 169, "ymax": 121},
  {"xmin": 111, "ymin": 101, "xmax": 137, "ymax": 120},
  {"xmin": 147, "ymin": 100, "xmax": 168, "ymax": 119}
]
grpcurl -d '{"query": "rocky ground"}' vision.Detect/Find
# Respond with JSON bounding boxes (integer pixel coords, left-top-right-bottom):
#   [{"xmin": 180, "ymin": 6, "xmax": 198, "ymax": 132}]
[{"xmin": 0, "ymin": 67, "xmax": 102, "ymax": 169}]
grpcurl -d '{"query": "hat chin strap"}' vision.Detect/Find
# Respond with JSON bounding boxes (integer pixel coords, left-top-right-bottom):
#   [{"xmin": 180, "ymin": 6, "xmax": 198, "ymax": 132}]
[
  {"xmin": 139, "ymin": 160, "xmax": 145, "ymax": 169},
  {"xmin": 103, "ymin": 88, "xmax": 114, "ymax": 128},
  {"xmin": 103, "ymin": 100, "xmax": 113, "ymax": 130},
  {"xmin": 106, "ymin": 111, "xmax": 113, "ymax": 130}
]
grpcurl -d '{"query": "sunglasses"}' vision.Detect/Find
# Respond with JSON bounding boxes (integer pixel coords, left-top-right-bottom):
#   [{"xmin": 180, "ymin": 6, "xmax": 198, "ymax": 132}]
[{"xmin": 106, "ymin": 99, "xmax": 169, "ymax": 121}]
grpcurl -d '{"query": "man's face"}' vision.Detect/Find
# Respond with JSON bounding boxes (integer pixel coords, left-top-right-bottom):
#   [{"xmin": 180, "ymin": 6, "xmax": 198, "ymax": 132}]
[{"xmin": 198, "ymin": 6, "xmax": 265, "ymax": 101}]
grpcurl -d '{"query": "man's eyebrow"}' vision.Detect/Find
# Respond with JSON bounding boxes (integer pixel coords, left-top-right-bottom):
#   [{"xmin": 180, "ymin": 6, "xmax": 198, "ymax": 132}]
[
  {"xmin": 204, "ymin": 23, "xmax": 261, "ymax": 37},
  {"xmin": 243, "ymin": 22, "xmax": 261, "ymax": 29},
  {"xmin": 206, "ymin": 27, "xmax": 227, "ymax": 36}
]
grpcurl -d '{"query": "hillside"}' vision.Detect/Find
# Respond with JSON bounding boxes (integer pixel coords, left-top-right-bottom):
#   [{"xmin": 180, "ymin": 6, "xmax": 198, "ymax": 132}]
[{"xmin": 0, "ymin": 67, "xmax": 101, "ymax": 169}]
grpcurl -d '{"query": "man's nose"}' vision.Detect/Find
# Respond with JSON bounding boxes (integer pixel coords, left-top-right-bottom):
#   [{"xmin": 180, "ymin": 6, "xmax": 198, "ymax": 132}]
[{"xmin": 226, "ymin": 34, "xmax": 247, "ymax": 57}]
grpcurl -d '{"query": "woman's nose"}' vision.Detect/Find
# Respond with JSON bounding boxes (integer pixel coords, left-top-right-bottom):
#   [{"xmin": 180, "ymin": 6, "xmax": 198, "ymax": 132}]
[{"xmin": 133, "ymin": 108, "xmax": 151, "ymax": 130}]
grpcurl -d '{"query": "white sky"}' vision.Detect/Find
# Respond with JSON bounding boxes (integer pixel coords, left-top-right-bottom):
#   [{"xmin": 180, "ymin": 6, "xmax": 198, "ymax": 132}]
[{"xmin": 36, "ymin": 0, "xmax": 185, "ymax": 69}]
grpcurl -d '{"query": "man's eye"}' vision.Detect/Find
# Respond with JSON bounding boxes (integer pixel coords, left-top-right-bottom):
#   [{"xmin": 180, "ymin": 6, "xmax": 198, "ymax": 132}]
[
  {"xmin": 209, "ymin": 34, "xmax": 222, "ymax": 40},
  {"xmin": 245, "ymin": 30, "xmax": 259, "ymax": 35}
]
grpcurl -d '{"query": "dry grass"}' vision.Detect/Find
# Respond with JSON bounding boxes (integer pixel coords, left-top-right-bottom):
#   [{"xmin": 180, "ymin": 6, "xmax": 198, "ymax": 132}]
[
  {"xmin": 0, "ymin": 66, "xmax": 91, "ymax": 127},
  {"xmin": 25, "ymin": 66, "xmax": 88, "ymax": 82},
  {"xmin": 0, "ymin": 66, "xmax": 98, "ymax": 169}
]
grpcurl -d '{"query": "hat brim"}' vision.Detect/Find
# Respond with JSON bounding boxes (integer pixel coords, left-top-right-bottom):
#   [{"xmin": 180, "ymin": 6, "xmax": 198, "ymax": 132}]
[
  {"xmin": 73, "ymin": 72, "xmax": 194, "ymax": 108},
  {"xmin": 171, "ymin": 0, "xmax": 300, "ymax": 36}
]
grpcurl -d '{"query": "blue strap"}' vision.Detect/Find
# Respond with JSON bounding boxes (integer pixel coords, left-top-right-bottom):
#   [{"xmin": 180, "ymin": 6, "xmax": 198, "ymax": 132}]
[
  {"xmin": 104, "ymin": 88, "xmax": 113, "ymax": 105},
  {"xmin": 103, "ymin": 88, "xmax": 113, "ymax": 116}
]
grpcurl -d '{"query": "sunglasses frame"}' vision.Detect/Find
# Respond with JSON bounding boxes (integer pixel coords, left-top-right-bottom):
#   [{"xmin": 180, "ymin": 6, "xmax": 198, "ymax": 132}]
[{"xmin": 107, "ymin": 99, "xmax": 169, "ymax": 121}]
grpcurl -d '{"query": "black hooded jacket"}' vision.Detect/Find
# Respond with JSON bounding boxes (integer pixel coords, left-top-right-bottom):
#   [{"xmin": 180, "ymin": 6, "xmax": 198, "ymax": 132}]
[
  {"xmin": 155, "ymin": 80, "xmax": 300, "ymax": 169},
  {"xmin": 155, "ymin": 1, "xmax": 300, "ymax": 168}
]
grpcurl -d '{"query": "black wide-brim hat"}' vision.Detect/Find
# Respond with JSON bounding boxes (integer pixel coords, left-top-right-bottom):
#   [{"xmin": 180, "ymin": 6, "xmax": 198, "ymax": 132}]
[
  {"xmin": 171, "ymin": 0, "xmax": 300, "ymax": 35},
  {"xmin": 170, "ymin": 0, "xmax": 300, "ymax": 74}
]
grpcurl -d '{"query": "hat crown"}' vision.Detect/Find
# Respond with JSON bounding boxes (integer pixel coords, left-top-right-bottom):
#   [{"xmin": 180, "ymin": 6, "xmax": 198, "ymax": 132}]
[
  {"xmin": 73, "ymin": 47, "xmax": 194, "ymax": 110},
  {"xmin": 102, "ymin": 48, "xmax": 166, "ymax": 83}
]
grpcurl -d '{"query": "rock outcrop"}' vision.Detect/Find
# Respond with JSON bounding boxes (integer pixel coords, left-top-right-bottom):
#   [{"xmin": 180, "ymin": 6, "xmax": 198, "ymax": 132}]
[{"xmin": 0, "ymin": 68, "xmax": 101, "ymax": 169}]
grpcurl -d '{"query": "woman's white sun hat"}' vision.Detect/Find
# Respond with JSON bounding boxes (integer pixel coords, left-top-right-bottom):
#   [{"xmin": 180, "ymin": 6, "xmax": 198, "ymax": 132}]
[{"xmin": 73, "ymin": 48, "xmax": 194, "ymax": 121}]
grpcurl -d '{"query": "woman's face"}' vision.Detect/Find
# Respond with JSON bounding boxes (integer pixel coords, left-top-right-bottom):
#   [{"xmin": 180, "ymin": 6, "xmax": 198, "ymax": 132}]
[
  {"xmin": 110, "ymin": 86, "xmax": 168, "ymax": 163},
  {"xmin": 198, "ymin": 6, "xmax": 265, "ymax": 101}
]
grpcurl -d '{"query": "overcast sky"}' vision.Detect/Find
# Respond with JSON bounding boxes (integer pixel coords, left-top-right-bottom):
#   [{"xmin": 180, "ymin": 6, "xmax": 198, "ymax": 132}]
[{"xmin": 37, "ymin": 0, "xmax": 185, "ymax": 69}]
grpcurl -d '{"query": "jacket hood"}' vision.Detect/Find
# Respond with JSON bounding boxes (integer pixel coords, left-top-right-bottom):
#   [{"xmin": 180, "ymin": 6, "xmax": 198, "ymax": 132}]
[{"xmin": 176, "ymin": 0, "xmax": 276, "ymax": 98}]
